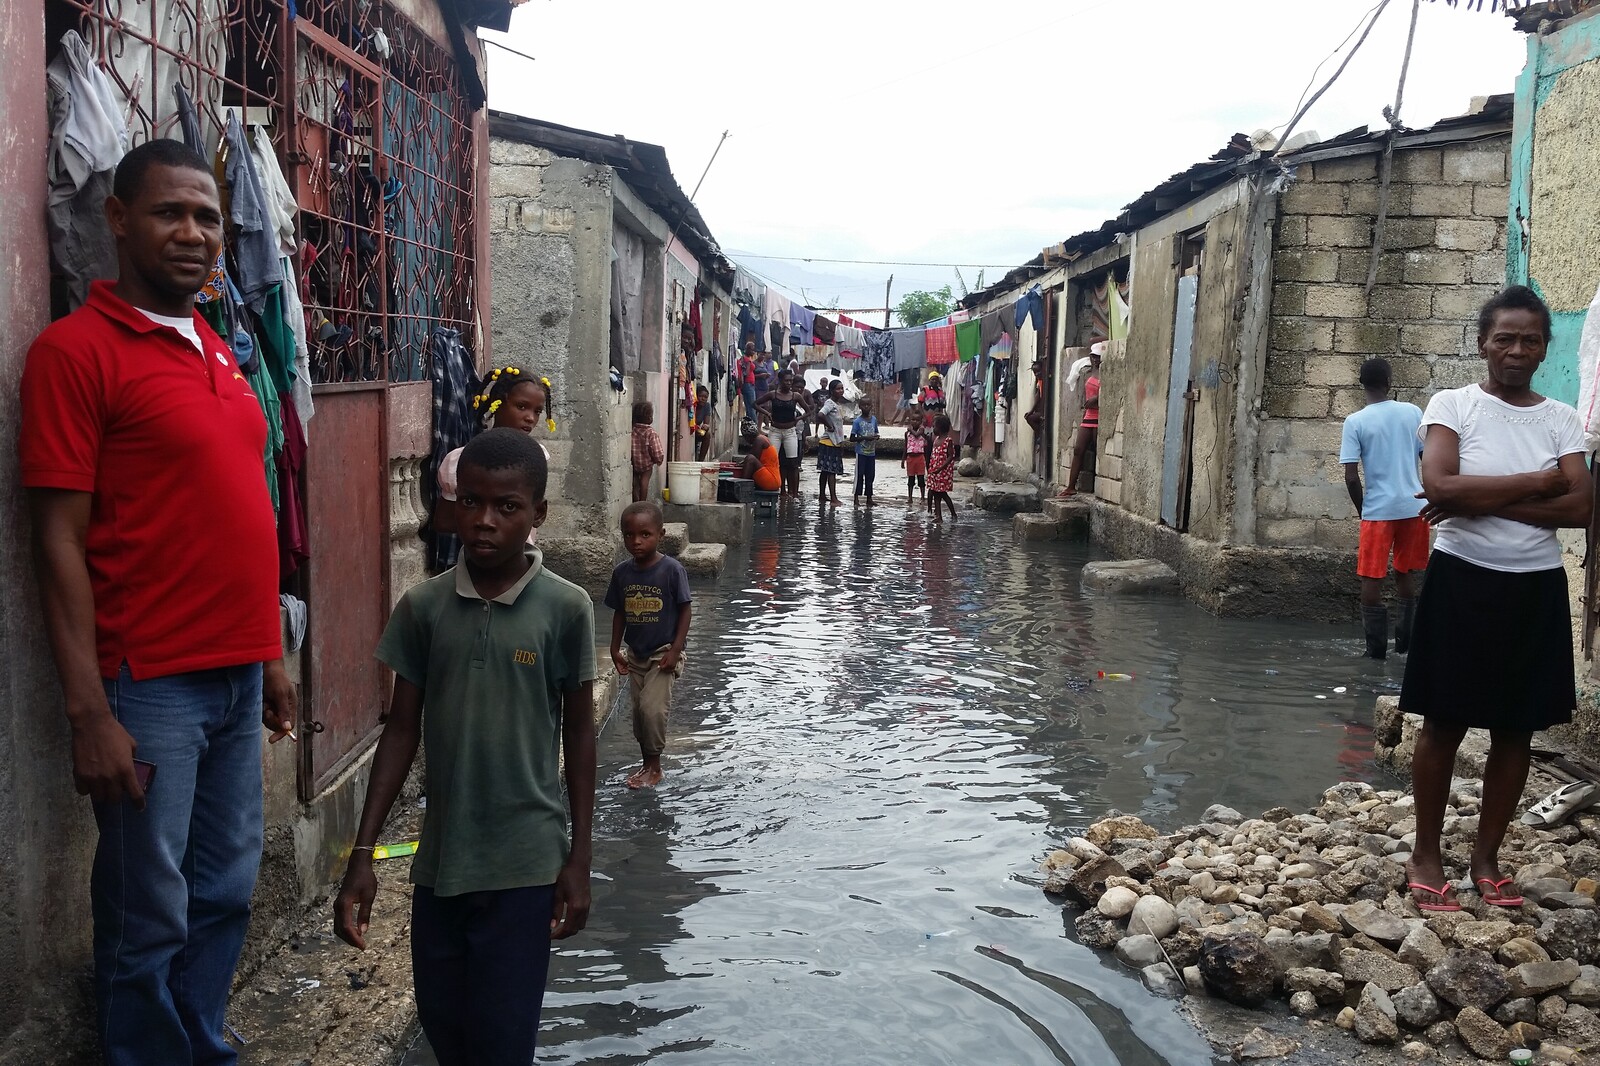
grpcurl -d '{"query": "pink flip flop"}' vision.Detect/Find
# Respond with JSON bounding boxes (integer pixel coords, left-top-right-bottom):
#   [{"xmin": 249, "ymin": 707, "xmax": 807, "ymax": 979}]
[
  {"xmin": 1474, "ymin": 877, "xmax": 1525, "ymax": 907},
  {"xmin": 1407, "ymin": 880, "xmax": 1462, "ymax": 912}
]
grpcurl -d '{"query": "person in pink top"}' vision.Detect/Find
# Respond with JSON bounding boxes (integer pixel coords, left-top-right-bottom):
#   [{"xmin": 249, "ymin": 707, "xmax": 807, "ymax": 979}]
[
  {"xmin": 1062, "ymin": 345, "xmax": 1101, "ymax": 496},
  {"xmin": 902, "ymin": 406, "xmax": 929, "ymax": 508}
]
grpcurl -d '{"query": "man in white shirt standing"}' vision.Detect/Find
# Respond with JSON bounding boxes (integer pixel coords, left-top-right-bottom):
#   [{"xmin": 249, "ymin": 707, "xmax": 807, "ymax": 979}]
[{"xmin": 1340, "ymin": 358, "xmax": 1426, "ymax": 659}]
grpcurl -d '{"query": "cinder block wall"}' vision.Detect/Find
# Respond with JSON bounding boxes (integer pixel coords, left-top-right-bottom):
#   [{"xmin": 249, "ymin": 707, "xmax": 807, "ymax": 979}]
[{"xmin": 1255, "ymin": 137, "xmax": 1510, "ymax": 549}]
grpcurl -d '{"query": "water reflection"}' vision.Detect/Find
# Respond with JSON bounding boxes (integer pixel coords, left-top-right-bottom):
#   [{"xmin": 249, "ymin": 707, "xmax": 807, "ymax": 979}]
[{"xmin": 409, "ymin": 500, "xmax": 1398, "ymax": 1065}]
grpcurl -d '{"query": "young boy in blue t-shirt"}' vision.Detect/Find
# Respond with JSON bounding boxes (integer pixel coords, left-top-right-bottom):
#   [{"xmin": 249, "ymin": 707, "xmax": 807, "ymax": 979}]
[
  {"xmin": 851, "ymin": 397, "xmax": 881, "ymax": 505},
  {"xmin": 606, "ymin": 501, "xmax": 692, "ymax": 790},
  {"xmin": 334, "ymin": 428, "xmax": 597, "ymax": 1065}
]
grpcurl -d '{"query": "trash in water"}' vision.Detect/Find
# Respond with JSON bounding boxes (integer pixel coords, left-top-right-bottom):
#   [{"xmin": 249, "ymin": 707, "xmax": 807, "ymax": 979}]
[
  {"xmin": 1264, "ymin": 669, "xmax": 1280, "ymax": 675},
  {"xmin": 1333, "ymin": 686, "xmax": 1347, "ymax": 694},
  {"xmin": 923, "ymin": 930, "xmax": 957, "ymax": 939},
  {"xmin": 1097, "ymin": 672, "xmax": 1134, "ymax": 681},
  {"xmin": 370, "ymin": 840, "xmax": 419, "ymax": 861},
  {"xmin": 1314, "ymin": 694, "xmax": 1328, "ymax": 700}
]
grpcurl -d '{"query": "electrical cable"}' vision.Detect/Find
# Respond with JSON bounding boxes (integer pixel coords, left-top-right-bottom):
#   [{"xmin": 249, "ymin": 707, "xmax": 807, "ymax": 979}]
[{"xmin": 727, "ymin": 251, "xmax": 1019, "ymax": 269}]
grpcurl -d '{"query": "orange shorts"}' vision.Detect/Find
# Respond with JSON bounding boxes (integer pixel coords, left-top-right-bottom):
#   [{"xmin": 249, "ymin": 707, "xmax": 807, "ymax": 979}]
[{"xmin": 1357, "ymin": 517, "xmax": 1430, "ymax": 579}]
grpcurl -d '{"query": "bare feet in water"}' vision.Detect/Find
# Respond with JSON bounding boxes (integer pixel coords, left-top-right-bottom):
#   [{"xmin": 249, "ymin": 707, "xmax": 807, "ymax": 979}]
[{"xmin": 626, "ymin": 758, "xmax": 664, "ymax": 789}]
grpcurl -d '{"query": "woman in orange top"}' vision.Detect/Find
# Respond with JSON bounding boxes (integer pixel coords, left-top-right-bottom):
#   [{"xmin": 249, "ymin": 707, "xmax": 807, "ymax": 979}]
[{"xmin": 740, "ymin": 421, "xmax": 782, "ymax": 492}]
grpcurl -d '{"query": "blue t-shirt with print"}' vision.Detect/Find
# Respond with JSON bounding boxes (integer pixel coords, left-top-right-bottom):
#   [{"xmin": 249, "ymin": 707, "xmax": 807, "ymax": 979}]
[{"xmin": 851, "ymin": 415, "xmax": 879, "ymax": 457}]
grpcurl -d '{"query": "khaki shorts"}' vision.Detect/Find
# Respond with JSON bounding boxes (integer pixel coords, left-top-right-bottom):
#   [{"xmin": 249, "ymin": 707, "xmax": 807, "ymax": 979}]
[{"xmin": 626, "ymin": 645, "xmax": 684, "ymax": 756}]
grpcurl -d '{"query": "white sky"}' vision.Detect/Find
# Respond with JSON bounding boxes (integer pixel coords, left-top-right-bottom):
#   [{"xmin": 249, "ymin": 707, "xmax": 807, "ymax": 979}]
[{"xmin": 487, "ymin": 0, "xmax": 1527, "ymax": 319}]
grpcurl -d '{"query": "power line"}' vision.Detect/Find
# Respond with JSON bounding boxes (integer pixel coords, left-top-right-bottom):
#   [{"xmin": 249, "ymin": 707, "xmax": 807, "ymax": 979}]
[{"xmin": 728, "ymin": 251, "xmax": 1018, "ymax": 269}]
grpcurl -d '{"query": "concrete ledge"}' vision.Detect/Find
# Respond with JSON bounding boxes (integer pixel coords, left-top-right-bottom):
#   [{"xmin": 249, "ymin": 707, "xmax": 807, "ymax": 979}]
[
  {"xmin": 1042, "ymin": 497, "xmax": 1092, "ymax": 538},
  {"xmin": 1082, "ymin": 559, "xmax": 1179, "ymax": 594},
  {"xmin": 1014, "ymin": 513, "xmax": 1063, "ymax": 541},
  {"xmin": 663, "ymin": 501, "xmax": 752, "ymax": 547},
  {"xmin": 678, "ymin": 542, "xmax": 727, "ymax": 577},
  {"xmin": 540, "ymin": 532, "xmax": 623, "ymax": 590},
  {"xmin": 1089, "ymin": 499, "xmax": 1359, "ymax": 620},
  {"xmin": 661, "ymin": 522, "xmax": 689, "ymax": 556},
  {"xmin": 975, "ymin": 481, "xmax": 1042, "ymax": 514}
]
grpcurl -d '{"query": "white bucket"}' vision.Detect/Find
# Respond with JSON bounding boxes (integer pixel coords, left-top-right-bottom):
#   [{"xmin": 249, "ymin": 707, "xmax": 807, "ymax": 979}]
[
  {"xmin": 666, "ymin": 461, "xmax": 703, "ymax": 505},
  {"xmin": 700, "ymin": 464, "xmax": 719, "ymax": 502}
]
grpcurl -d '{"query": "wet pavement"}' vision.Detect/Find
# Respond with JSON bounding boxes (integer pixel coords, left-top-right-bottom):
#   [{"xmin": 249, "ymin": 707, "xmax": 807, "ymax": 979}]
[{"xmin": 406, "ymin": 492, "xmax": 1403, "ymax": 1065}]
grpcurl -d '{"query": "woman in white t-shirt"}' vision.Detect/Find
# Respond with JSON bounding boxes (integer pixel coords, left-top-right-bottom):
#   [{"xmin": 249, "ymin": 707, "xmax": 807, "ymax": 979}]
[{"xmin": 1401, "ymin": 286, "xmax": 1591, "ymax": 913}]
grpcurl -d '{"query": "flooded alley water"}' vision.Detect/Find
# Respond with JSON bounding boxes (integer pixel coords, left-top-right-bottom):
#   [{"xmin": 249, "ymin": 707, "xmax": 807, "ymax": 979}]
[{"xmin": 408, "ymin": 496, "xmax": 1403, "ymax": 1065}]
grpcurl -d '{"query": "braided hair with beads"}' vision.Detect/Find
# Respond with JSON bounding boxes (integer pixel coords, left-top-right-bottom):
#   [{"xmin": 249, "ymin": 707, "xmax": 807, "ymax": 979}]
[{"xmin": 471, "ymin": 366, "xmax": 556, "ymax": 433}]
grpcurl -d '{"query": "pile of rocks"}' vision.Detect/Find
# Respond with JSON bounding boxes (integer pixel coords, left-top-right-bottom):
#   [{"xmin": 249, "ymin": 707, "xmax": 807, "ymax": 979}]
[{"xmin": 1041, "ymin": 782, "xmax": 1600, "ymax": 1062}]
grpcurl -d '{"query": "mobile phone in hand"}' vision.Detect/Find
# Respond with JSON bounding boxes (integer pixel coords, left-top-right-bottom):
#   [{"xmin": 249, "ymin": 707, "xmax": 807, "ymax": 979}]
[{"xmin": 133, "ymin": 759, "xmax": 157, "ymax": 792}]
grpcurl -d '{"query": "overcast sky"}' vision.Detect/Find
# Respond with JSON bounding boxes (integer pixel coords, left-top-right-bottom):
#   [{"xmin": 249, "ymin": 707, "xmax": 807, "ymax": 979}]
[{"xmin": 486, "ymin": 0, "xmax": 1526, "ymax": 321}]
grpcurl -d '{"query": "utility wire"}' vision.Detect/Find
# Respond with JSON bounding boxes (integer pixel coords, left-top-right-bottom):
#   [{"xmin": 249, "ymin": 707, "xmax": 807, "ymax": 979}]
[
  {"xmin": 1274, "ymin": 0, "xmax": 1393, "ymax": 153},
  {"xmin": 727, "ymin": 251, "xmax": 1018, "ymax": 269}
]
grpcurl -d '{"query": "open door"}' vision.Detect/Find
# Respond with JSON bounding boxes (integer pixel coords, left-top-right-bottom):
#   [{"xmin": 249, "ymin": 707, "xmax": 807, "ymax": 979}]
[{"xmin": 1160, "ymin": 272, "xmax": 1199, "ymax": 530}]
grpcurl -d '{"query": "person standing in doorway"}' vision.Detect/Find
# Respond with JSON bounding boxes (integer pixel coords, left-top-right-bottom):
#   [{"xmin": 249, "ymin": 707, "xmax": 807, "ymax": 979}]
[
  {"xmin": 816, "ymin": 378, "xmax": 848, "ymax": 507},
  {"xmin": 736, "ymin": 341, "xmax": 760, "ymax": 429},
  {"xmin": 1402, "ymin": 286, "xmax": 1590, "ymax": 913},
  {"xmin": 631, "ymin": 401, "xmax": 664, "ymax": 503},
  {"xmin": 607, "ymin": 502, "xmax": 693, "ymax": 789},
  {"xmin": 1340, "ymin": 358, "xmax": 1427, "ymax": 659},
  {"xmin": 1061, "ymin": 344, "xmax": 1101, "ymax": 497},
  {"xmin": 20, "ymin": 139, "xmax": 297, "ymax": 1066},
  {"xmin": 693, "ymin": 384, "xmax": 714, "ymax": 462},
  {"xmin": 851, "ymin": 398, "xmax": 881, "ymax": 505},
  {"xmin": 334, "ymin": 429, "xmax": 596, "ymax": 1063}
]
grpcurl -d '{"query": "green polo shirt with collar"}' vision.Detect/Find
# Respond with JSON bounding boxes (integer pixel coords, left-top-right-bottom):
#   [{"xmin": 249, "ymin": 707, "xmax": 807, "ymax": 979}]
[{"xmin": 377, "ymin": 549, "xmax": 597, "ymax": 896}]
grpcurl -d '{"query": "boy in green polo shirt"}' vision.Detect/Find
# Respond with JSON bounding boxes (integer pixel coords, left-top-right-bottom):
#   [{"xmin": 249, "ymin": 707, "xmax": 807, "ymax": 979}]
[{"xmin": 333, "ymin": 428, "xmax": 597, "ymax": 1066}]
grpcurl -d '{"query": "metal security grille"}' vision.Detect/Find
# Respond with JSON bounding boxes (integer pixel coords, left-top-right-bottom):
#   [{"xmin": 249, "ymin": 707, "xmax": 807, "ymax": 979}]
[{"xmin": 46, "ymin": 0, "xmax": 477, "ymax": 384}]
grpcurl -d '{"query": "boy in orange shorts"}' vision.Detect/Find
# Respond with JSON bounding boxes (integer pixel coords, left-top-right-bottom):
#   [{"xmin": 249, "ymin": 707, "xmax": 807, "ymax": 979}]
[{"xmin": 1341, "ymin": 358, "xmax": 1427, "ymax": 659}]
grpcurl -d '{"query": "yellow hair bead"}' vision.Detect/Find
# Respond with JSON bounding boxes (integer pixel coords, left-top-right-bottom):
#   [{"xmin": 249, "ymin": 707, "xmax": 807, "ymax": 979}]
[
  {"xmin": 487, "ymin": 399, "xmax": 502, "ymax": 417},
  {"xmin": 540, "ymin": 377, "xmax": 551, "ymax": 389},
  {"xmin": 546, "ymin": 417, "xmax": 556, "ymax": 432},
  {"xmin": 507, "ymin": 367, "xmax": 520, "ymax": 375}
]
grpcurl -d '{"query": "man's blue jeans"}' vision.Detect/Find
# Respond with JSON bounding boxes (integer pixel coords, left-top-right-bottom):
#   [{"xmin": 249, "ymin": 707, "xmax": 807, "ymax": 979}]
[{"xmin": 94, "ymin": 663, "xmax": 264, "ymax": 1066}]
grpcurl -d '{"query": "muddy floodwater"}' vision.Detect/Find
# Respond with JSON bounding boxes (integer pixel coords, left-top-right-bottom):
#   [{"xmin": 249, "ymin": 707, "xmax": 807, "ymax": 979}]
[{"xmin": 406, "ymin": 499, "xmax": 1401, "ymax": 1065}]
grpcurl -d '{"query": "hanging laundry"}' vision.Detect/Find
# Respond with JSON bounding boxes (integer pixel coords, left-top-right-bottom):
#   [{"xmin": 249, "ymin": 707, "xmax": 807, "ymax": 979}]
[
  {"xmin": 424, "ymin": 327, "xmax": 479, "ymax": 572},
  {"xmin": 1014, "ymin": 284, "xmax": 1045, "ymax": 331},
  {"xmin": 979, "ymin": 310, "xmax": 1008, "ymax": 351},
  {"xmin": 789, "ymin": 303, "xmax": 815, "ymax": 347},
  {"xmin": 763, "ymin": 288, "xmax": 790, "ymax": 358},
  {"xmin": 891, "ymin": 329, "xmax": 927, "ymax": 374},
  {"xmin": 688, "ymin": 290, "xmax": 703, "ymax": 351},
  {"xmin": 1108, "ymin": 280, "xmax": 1131, "ymax": 342},
  {"xmin": 45, "ymin": 31, "xmax": 127, "ymax": 308},
  {"xmin": 221, "ymin": 112, "xmax": 283, "ymax": 313},
  {"xmin": 278, "ymin": 399, "xmax": 310, "ymax": 578},
  {"xmin": 955, "ymin": 319, "xmax": 982, "ymax": 363},
  {"xmin": 813, "ymin": 314, "xmax": 836, "ymax": 346},
  {"xmin": 737, "ymin": 302, "xmax": 765, "ymax": 352},
  {"xmin": 862, "ymin": 330, "xmax": 895, "ymax": 383},
  {"xmin": 925, "ymin": 324, "xmax": 957, "ymax": 367},
  {"xmin": 837, "ymin": 323, "xmax": 866, "ymax": 359}
]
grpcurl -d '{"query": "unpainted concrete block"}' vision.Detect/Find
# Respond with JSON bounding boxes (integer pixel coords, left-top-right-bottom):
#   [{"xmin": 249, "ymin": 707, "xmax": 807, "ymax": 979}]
[
  {"xmin": 1305, "ymin": 353, "xmax": 1367, "ymax": 387},
  {"xmin": 1307, "ymin": 215, "xmax": 1374, "ymax": 249},
  {"xmin": 1336, "ymin": 250, "xmax": 1404, "ymax": 286},
  {"xmin": 1257, "ymin": 517, "xmax": 1318, "ymax": 546},
  {"xmin": 1330, "ymin": 386, "xmax": 1366, "ymax": 419},
  {"xmin": 1096, "ymin": 453, "xmax": 1123, "ymax": 481},
  {"xmin": 1272, "ymin": 282, "xmax": 1308, "ymax": 316},
  {"xmin": 1345, "ymin": 182, "xmax": 1411, "ymax": 216},
  {"xmin": 488, "ymin": 164, "xmax": 543, "ymax": 199},
  {"xmin": 1432, "ymin": 284, "xmax": 1500, "ymax": 320},
  {"xmin": 1431, "ymin": 357, "xmax": 1486, "ymax": 390},
  {"xmin": 1096, "ymin": 478, "xmax": 1123, "ymax": 506},
  {"xmin": 1263, "ymin": 386, "xmax": 1330, "ymax": 419},
  {"xmin": 1305, "ymin": 285, "xmax": 1368, "ymax": 319},
  {"xmin": 677, "ymin": 542, "xmax": 727, "ymax": 577},
  {"xmin": 1368, "ymin": 285, "xmax": 1437, "ymax": 321},
  {"xmin": 1392, "ymin": 148, "xmax": 1443, "ymax": 183},
  {"xmin": 1278, "ymin": 216, "xmax": 1308, "ymax": 248},
  {"xmin": 1400, "ymin": 323, "xmax": 1468, "ymax": 357},
  {"xmin": 1014, "ymin": 513, "xmax": 1063, "ymax": 541},
  {"xmin": 1267, "ymin": 354, "xmax": 1305, "ymax": 385},
  {"xmin": 1043, "ymin": 497, "xmax": 1092, "ymax": 537},
  {"xmin": 975, "ymin": 482, "xmax": 1042, "ymax": 514},
  {"xmin": 1469, "ymin": 251, "xmax": 1508, "ymax": 285},
  {"xmin": 1081, "ymin": 559, "xmax": 1179, "ymax": 595},
  {"xmin": 1388, "ymin": 356, "xmax": 1434, "ymax": 388},
  {"xmin": 1375, "ymin": 217, "xmax": 1439, "ymax": 250},
  {"xmin": 489, "ymin": 138, "xmax": 555, "ymax": 167},
  {"xmin": 1435, "ymin": 218, "xmax": 1499, "ymax": 252},
  {"xmin": 1472, "ymin": 184, "xmax": 1511, "ymax": 218},
  {"xmin": 1314, "ymin": 155, "xmax": 1379, "ymax": 182},
  {"xmin": 1270, "ymin": 315, "xmax": 1335, "ymax": 353},
  {"xmin": 662, "ymin": 501, "xmax": 752, "ymax": 547},
  {"xmin": 1332, "ymin": 323, "xmax": 1399, "ymax": 357},
  {"xmin": 1282, "ymin": 182, "xmax": 1347, "ymax": 216},
  {"xmin": 1405, "ymin": 185, "xmax": 1475, "ymax": 217},
  {"xmin": 1402, "ymin": 250, "xmax": 1468, "ymax": 285},
  {"xmin": 1274, "ymin": 248, "xmax": 1339, "ymax": 283},
  {"xmin": 660, "ymin": 522, "xmax": 689, "ymax": 557},
  {"xmin": 1442, "ymin": 146, "xmax": 1508, "ymax": 184}
]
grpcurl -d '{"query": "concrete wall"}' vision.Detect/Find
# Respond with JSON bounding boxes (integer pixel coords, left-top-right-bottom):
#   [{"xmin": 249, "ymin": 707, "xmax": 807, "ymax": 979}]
[
  {"xmin": 1256, "ymin": 136, "xmax": 1511, "ymax": 550},
  {"xmin": 1509, "ymin": 10, "xmax": 1600, "ymax": 408},
  {"xmin": 0, "ymin": 0, "xmax": 97, "ymax": 1051}
]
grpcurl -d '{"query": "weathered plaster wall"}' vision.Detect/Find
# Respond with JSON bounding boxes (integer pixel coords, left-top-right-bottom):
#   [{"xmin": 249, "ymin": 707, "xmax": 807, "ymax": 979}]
[
  {"xmin": 1116, "ymin": 233, "xmax": 1180, "ymax": 522},
  {"xmin": 0, "ymin": 2, "xmax": 97, "ymax": 1052},
  {"xmin": 488, "ymin": 139, "xmax": 622, "ymax": 548},
  {"xmin": 1256, "ymin": 137, "xmax": 1510, "ymax": 550},
  {"xmin": 1186, "ymin": 200, "xmax": 1251, "ymax": 543}
]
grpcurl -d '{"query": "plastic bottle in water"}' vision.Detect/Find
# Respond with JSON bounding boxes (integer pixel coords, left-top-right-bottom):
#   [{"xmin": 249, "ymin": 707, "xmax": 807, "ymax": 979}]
[{"xmin": 1097, "ymin": 671, "xmax": 1134, "ymax": 681}]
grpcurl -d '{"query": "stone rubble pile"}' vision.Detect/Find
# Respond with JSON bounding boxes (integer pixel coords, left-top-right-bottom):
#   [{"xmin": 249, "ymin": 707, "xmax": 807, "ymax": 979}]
[{"xmin": 1041, "ymin": 781, "xmax": 1600, "ymax": 1063}]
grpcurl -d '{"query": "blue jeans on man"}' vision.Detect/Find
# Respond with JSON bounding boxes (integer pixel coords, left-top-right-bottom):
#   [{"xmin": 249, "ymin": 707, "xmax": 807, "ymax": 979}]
[{"xmin": 94, "ymin": 663, "xmax": 264, "ymax": 1066}]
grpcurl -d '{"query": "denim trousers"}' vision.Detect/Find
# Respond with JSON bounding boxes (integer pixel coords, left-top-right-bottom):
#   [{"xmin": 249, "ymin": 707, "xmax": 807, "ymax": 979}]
[
  {"xmin": 854, "ymin": 454, "xmax": 876, "ymax": 497},
  {"xmin": 94, "ymin": 663, "xmax": 264, "ymax": 1066},
  {"xmin": 413, "ymin": 883, "xmax": 557, "ymax": 1066}
]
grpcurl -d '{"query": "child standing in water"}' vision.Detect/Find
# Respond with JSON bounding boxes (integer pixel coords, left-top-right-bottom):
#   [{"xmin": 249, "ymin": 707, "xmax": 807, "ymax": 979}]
[
  {"xmin": 851, "ymin": 397, "xmax": 880, "ymax": 505},
  {"xmin": 606, "ymin": 502, "xmax": 692, "ymax": 789},
  {"xmin": 927, "ymin": 414, "xmax": 958, "ymax": 524},
  {"xmin": 631, "ymin": 401, "xmax": 664, "ymax": 503},
  {"xmin": 431, "ymin": 365, "xmax": 554, "ymax": 538},
  {"xmin": 902, "ymin": 407, "xmax": 928, "ymax": 508}
]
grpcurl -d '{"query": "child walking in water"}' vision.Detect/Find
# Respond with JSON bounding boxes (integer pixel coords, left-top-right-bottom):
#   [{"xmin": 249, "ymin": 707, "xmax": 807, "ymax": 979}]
[
  {"xmin": 851, "ymin": 398, "xmax": 880, "ymax": 505},
  {"xmin": 927, "ymin": 414, "xmax": 958, "ymax": 524},
  {"xmin": 631, "ymin": 401, "xmax": 664, "ymax": 503},
  {"xmin": 606, "ymin": 502, "xmax": 692, "ymax": 789},
  {"xmin": 431, "ymin": 365, "xmax": 554, "ymax": 538},
  {"xmin": 903, "ymin": 407, "xmax": 928, "ymax": 508}
]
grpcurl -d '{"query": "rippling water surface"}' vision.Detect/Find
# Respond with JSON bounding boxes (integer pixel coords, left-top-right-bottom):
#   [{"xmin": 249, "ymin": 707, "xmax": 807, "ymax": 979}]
[{"xmin": 408, "ymin": 498, "xmax": 1403, "ymax": 1065}]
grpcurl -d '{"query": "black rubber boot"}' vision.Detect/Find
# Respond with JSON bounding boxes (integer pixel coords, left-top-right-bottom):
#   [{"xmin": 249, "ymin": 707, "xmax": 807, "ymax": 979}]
[
  {"xmin": 1394, "ymin": 597, "xmax": 1417, "ymax": 655},
  {"xmin": 1362, "ymin": 605, "xmax": 1389, "ymax": 660}
]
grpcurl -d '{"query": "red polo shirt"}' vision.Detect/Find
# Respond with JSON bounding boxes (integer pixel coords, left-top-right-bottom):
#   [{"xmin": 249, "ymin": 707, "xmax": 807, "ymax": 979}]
[{"xmin": 20, "ymin": 281, "xmax": 282, "ymax": 680}]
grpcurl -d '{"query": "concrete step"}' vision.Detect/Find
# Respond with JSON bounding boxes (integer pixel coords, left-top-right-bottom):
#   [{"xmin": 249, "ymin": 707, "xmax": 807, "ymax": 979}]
[
  {"xmin": 661, "ymin": 522, "xmax": 689, "ymax": 556},
  {"xmin": 1042, "ymin": 496, "xmax": 1092, "ymax": 537},
  {"xmin": 1081, "ymin": 559, "xmax": 1179, "ymax": 595},
  {"xmin": 974, "ymin": 481, "xmax": 1042, "ymax": 514},
  {"xmin": 1013, "ymin": 513, "xmax": 1063, "ymax": 541},
  {"xmin": 677, "ymin": 542, "xmax": 727, "ymax": 577}
]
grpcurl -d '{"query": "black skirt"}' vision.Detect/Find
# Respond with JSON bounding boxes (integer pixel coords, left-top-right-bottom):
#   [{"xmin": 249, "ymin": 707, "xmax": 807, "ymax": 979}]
[{"xmin": 1399, "ymin": 549, "xmax": 1575, "ymax": 731}]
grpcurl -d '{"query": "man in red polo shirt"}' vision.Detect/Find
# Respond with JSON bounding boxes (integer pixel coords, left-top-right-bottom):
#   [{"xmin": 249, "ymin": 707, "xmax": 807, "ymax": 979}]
[{"xmin": 21, "ymin": 139, "xmax": 296, "ymax": 1066}]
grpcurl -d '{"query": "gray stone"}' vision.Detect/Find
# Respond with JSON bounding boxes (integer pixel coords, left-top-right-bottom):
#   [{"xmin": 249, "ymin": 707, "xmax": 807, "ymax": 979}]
[
  {"xmin": 1541, "ymin": 891, "xmax": 1597, "ymax": 910},
  {"xmin": 1233, "ymin": 1027, "xmax": 1300, "ymax": 1060},
  {"xmin": 1073, "ymin": 910, "xmax": 1124, "ymax": 950},
  {"xmin": 1393, "ymin": 983, "xmax": 1443, "ymax": 1029},
  {"xmin": 1083, "ymin": 815, "xmax": 1158, "ymax": 846},
  {"xmin": 1497, "ymin": 937, "xmax": 1550, "ymax": 967},
  {"xmin": 1565, "ymin": 965, "xmax": 1600, "ymax": 1006},
  {"xmin": 1422, "ymin": 1020, "xmax": 1456, "ymax": 1047},
  {"xmin": 1537, "ymin": 909, "xmax": 1600, "ymax": 964},
  {"xmin": 1426, "ymin": 948, "xmax": 1511, "ymax": 1011},
  {"xmin": 1140, "ymin": 962, "xmax": 1183, "ymax": 997},
  {"xmin": 1539, "ymin": 993, "xmax": 1569, "ymax": 1029},
  {"xmin": 1041, "ymin": 496, "xmax": 1091, "ymax": 537},
  {"xmin": 1399, "ymin": 1040, "xmax": 1432, "ymax": 1060},
  {"xmin": 1285, "ymin": 966, "xmax": 1346, "ymax": 1004},
  {"xmin": 676, "ymin": 541, "xmax": 727, "ymax": 577},
  {"xmin": 1183, "ymin": 964, "xmax": 1207, "ymax": 997},
  {"xmin": 1342, "ymin": 899, "xmax": 1408, "ymax": 946},
  {"xmin": 1199, "ymin": 933, "xmax": 1279, "ymax": 1007},
  {"xmin": 973, "ymin": 481, "xmax": 1041, "ymax": 514},
  {"xmin": 1299, "ymin": 901, "xmax": 1343, "ymax": 934},
  {"xmin": 955, "ymin": 457, "xmax": 981, "ymax": 477},
  {"xmin": 1493, "ymin": 996, "xmax": 1537, "ymax": 1024},
  {"xmin": 1399, "ymin": 926, "xmax": 1447, "ymax": 970},
  {"xmin": 659, "ymin": 522, "xmax": 689, "ymax": 556},
  {"xmin": 1096, "ymin": 886, "xmax": 1139, "ymax": 919},
  {"xmin": 1525, "ymin": 877, "xmax": 1577, "ymax": 904},
  {"xmin": 1355, "ymin": 983, "xmax": 1401, "ymax": 1045},
  {"xmin": 1507, "ymin": 958, "xmax": 1581, "ymax": 998},
  {"xmin": 1341, "ymin": 948, "xmax": 1422, "ymax": 991},
  {"xmin": 1452, "ymin": 920, "xmax": 1517, "ymax": 953},
  {"xmin": 1289, "ymin": 990, "xmax": 1320, "ymax": 1016},
  {"xmin": 1128, "ymin": 895, "xmax": 1179, "ymax": 938},
  {"xmin": 1115, "ymin": 934, "xmax": 1165, "ymax": 969},
  {"xmin": 1203, "ymin": 804, "xmax": 1243, "ymax": 825},
  {"xmin": 1081, "ymin": 559, "xmax": 1179, "ymax": 595},
  {"xmin": 1059, "ymin": 855, "xmax": 1128, "ymax": 907},
  {"xmin": 1558, "ymin": 1003, "xmax": 1600, "ymax": 1046},
  {"xmin": 1452, "ymin": 1006, "xmax": 1512, "ymax": 1061}
]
